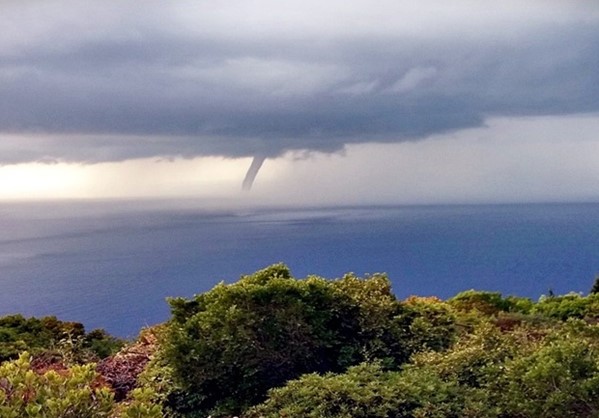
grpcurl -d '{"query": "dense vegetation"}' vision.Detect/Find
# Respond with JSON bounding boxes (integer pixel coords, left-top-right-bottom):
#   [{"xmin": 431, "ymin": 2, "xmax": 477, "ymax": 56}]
[
  {"xmin": 160, "ymin": 264, "xmax": 454, "ymax": 416},
  {"xmin": 0, "ymin": 315, "xmax": 123, "ymax": 362},
  {"xmin": 3, "ymin": 265, "xmax": 599, "ymax": 417}
]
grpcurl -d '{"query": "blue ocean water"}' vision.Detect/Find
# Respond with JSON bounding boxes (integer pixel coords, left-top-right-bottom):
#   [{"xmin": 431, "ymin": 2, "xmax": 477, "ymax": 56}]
[{"xmin": 1, "ymin": 201, "xmax": 598, "ymax": 337}]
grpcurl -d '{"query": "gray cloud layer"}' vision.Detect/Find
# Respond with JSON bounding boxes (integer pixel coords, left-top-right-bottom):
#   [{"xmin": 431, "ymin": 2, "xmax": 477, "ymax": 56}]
[{"xmin": 1, "ymin": 0, "xmax": 598, "ymax": 163}]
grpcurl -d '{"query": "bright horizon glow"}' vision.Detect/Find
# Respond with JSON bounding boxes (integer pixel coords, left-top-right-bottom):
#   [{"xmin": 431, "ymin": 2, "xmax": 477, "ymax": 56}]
[
  {"xmin": 0, "ymin": 156, "xmax": 257, "ymax": 200},
  {"xmin": 0, "ymin": 163, "xmax": 89, "ymax": 199},
  {"xmin": 1, "ymin": 114, "xmax": 598, "ymax": 205}
]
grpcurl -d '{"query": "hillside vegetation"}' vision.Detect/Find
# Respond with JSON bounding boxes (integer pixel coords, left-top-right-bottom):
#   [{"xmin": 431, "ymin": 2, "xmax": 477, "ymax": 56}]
[{"xmin": 3, "ymin": 264, "xmax": 599, "ymax": 417}]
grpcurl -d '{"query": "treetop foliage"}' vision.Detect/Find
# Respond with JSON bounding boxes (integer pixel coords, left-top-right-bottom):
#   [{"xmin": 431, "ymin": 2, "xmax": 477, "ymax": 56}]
[{"xmin": 162, "ymin": 264, "xmax": 454, "ymax": 417}]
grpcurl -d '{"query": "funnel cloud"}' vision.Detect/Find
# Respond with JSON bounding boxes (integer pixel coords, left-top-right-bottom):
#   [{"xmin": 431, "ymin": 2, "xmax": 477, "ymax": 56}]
[{"xmin": 242, "ymin": 156, "xmax": 266, "ymax": 191}]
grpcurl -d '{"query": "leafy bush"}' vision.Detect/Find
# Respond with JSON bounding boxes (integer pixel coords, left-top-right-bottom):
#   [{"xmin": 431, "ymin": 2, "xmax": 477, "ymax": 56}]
[
  {"xmin": 448, "ymin": 290, "xmax": 533, "ymax": 316},
  {"xmin": 136, "ymin": 346, "xmax": 179, "ymax": 416},
  {"xmin": 0, "ymin": 352, "xmax": 161, "ymax": 418},
  {"xmin": 161, "ymin": 264, "xmax": 436, "ymax": 417},
  {"xmin": 499, "ymin": 321, "xmax": 599, "ymax": 418},
  {"xmin": 115, "ymin": 388, "xmax": 164, "ymax": 418},
  {"xmin": 245, "ymin": 361, "xmax": 474, "ymax": 418},
  {"xmin": 0, "ymin": 314, "xmax": 123, "ymax": 362},
  {"xmin": 248, "ymin": 323, "xmax": 522, "ymax": 418},
  {"xmin": 402, "ymin": 296, "xmax": 457, "ymax": 352},
  {"xmin": 0, "ymin": 315, "xmax": 78, "ymax": 361},
  {"xmin": 532, "ymin": 292, "xmax": 599, "ymax": 321},
  {"xmin": 85, "ymin": 329, "xmax": 125, "ymax": 359},
  {"xmin": 407, "ymin": 319, "xmax": 599, "ymax": 418},
  {"xmin": 411, "ymin": 321, "xmax": 536, "ymax": 388},
  {"xmin": 244, "ymin": 362, "xmax": 406, "ymax": 418}
]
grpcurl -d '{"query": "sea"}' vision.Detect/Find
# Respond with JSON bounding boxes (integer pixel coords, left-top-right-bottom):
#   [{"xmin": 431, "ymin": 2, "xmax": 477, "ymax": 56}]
[{"xmin": 1, "ymin": 200, "xmax": 598, "ymax": 338}]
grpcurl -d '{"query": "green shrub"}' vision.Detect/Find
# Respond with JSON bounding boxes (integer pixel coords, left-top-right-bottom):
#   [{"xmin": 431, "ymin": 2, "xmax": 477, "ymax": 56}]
[
  {"xmin": 448, "ymin": 290, "xmax": 533, "ymax": 316},
  {"xmin": 244, "ymin": 362, "xmax": 407, "ymax": 418},
  {"xmin": 0, "ymin": 352, "xmax": 113, "ymax": 418},
  {"xmin": 116, "ymin": 388, "xmax": 163, "ymax": 418},
  {"xmin": 246, "ymin": 360, "xmax": 491, "ymax": 418},
  {"xmin": 402, "ymin": 296, "xmax": 457, "ymax": 352},
  {"xmin": 85, "ymin": 329, "xmax": 124, "ymax": 359},
  {"xmin": 0, "ymin": 352, "xmax": 161, "ymax": 418},
  {"xmin": 407, "ymin": 319, "xmax": 599, "ymax": 418},
  {"xmin": 248, "ymin": 322, "xmax": 536, "ymax": 418},
  {"xmin": 532, "ymin": 292, "xmax": 599, "ymax": 321},
  {"xmin": 411, "ymin": 321, "xmax": 536, "ymax": 389},
  {"xmin": 162, "ymin": 264, "xmax": 423, "ymax": 417},
  {"xmin": 0, "ymin": 314, "xmax": 122, "ymax": 362},
  {"xmin": 136, "ymin": 349, "xmax": 179, "ymax": 416},
  {"xmin": 500, "ymin": 321, "xmax": 599, "ymax": 418},
  {"xmin": 247, "ymin": 317, "xmax": 599, "ymax": 418}
]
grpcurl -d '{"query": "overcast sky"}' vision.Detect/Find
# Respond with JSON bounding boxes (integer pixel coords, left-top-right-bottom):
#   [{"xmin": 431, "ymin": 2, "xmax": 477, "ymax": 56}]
[{"xmin": 1, "ymin": 0, "xmax": 598, "ymax": 204}]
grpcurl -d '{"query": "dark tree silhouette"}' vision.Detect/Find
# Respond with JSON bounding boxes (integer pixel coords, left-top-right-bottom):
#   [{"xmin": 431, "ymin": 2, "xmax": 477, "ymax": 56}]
[{"xmin": 590, "ymin": 275, "xmax": 599, "ymax": 294}]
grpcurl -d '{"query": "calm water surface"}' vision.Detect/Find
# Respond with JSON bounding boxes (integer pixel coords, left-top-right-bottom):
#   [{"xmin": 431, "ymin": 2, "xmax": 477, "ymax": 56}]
[{"xmin": 1, "ymin": 201, "xmax": 598, "ymax": 337}]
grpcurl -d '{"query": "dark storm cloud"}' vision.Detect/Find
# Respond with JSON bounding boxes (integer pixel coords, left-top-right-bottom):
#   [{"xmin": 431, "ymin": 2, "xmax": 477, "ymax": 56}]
[{"xmin": 0, "ymin": 0, "xmax": 598, "ymax": 163}]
